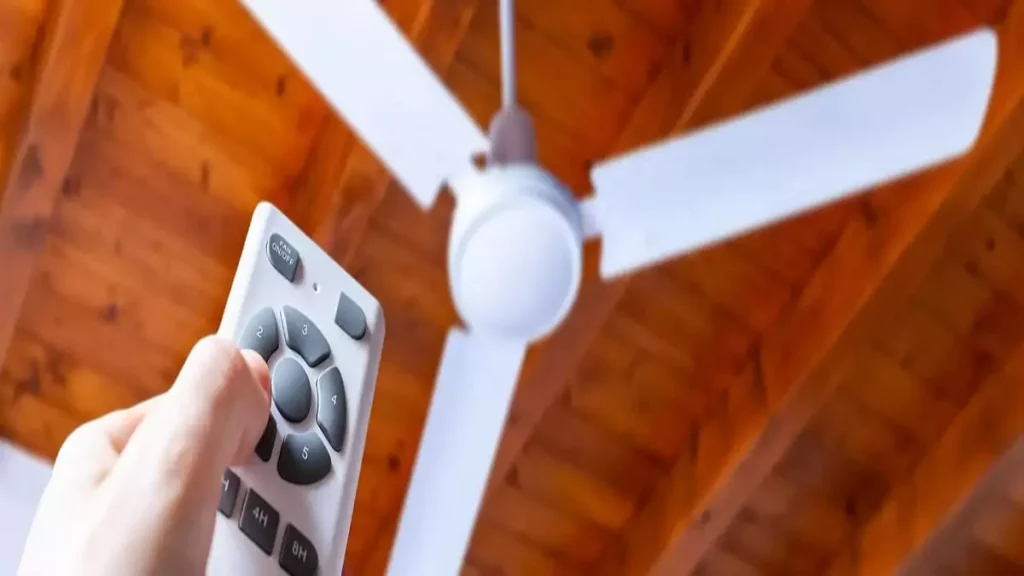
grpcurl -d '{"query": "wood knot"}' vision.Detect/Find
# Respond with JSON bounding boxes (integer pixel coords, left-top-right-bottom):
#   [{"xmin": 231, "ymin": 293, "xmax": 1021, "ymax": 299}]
[
  {"xmin": 101, "ymin": 303, "xmax": 120, "ymax": 324},
  {"xmin": 16, "ymin": 145, "xmax": 44, "ymax": 192},
  {"xmin": 10, "ymin": 216, "xmax": 48, "ymax": 250},
  {"xmin": 200, "ymin": 26, "xmax": 213, "ymax": 47},
  {"xmin": 386, "ymin": 453, "xmax": 401, "ymax": 472},
  {"xmin": 586, "ymin": 32, "xmax": 615, "ymax": 60},
  {"xmin": 61, "ymin": 176, "xmax": 81, "ymax": 198}
]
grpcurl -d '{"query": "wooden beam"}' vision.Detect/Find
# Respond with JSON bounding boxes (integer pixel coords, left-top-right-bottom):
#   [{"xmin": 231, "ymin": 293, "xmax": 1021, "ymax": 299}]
[
  {"xmin": 826, "ymin": 343, "xmax": 1024, "ymax": 576},
  {"xmin": 286, "ymin": 0, "xmax": 482, "ymax": 261},
  {"xmin": 603, "ymin": 6, "xmax": 1024, "ymax": 575},
  {"xmin": 0, "ymin": 0, "xmax": 125, "ymax": 368}
]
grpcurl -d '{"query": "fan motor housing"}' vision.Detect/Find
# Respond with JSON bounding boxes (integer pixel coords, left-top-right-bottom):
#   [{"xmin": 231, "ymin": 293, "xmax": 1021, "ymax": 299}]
[{"xmin": 448, "ymin": 165, "xmax": 583, "ymax": 343}]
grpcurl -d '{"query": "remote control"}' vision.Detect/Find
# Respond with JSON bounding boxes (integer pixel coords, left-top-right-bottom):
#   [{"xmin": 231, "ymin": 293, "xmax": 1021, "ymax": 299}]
[{"xmin": 207, "ymin": 202, "xmax": 385, "ymax": 575}]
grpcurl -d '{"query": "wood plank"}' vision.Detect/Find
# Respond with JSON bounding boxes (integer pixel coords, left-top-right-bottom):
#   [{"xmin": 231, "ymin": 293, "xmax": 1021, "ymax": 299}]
[
  {"xmin": 718, "ymin": 507, "xmax": 830, "ymax": 575},
  {"xmin": 480, "ymin": 484, "xmax": 611, "ymax": 565},
  {"xmin": 840, "ymin": 347, "xmax": 960, "ymax": 445},
  {"xmin": 107, "ymin": 1, "xmax": 323, "ymax": 177},
  {"xmin": 0, "ymin": 0, "xmax": 46, "ymax": 182},
  {"xmin": 0, "ymin": 0, "xmax": 126, "ymax": 369},
  {"xmin": 514, "ymin": 0, "xmax": 669, "ymax": 97},
  {"xmin": 827, "ymin": 343, "xmax": 1024, "ymax": 575},
  {"xmin": 465, "ymin": 522, "xmax": 583, "ymax": 576},
  {"xmin": 599, "ymin": 6, "xmax": 1024, "ymax": 573},
  {"xmin": 458, "ymin": 0, "xmax": 634, "ymax": 156},
  {"xmin": 511, "ymin": 447, "xmax": 637, "ymax": 531},
  {"xmin": 1, "ymin": 330, "xmax": 148, "ymax": 422}
]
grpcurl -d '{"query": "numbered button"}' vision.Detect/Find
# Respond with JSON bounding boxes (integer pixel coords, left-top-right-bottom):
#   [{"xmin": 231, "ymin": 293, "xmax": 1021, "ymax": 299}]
[
  {"xmin": 272, "ymin": 358, "xmax": 311, "ymax": 423},
  {"xmin": 239, "ymin": 489, "xmax": 280, "ymax": 555},
  {"xmin": 280, "ymin": 524, "xmax": 319, "ymax": 576},
  {"xmin": 277, "ymin": 432, "xmax": 331, "ymax": 486},
  {"xmin": 282, "ymin": 306, "xmax": 330, "ymax": 367},
  {"xmin": 317, "ymin": 367, "xmax": 348, "ymax": 452},
  {"xmin": 238, "ymin": 308, "xmax": 279, "ymax": 362}
]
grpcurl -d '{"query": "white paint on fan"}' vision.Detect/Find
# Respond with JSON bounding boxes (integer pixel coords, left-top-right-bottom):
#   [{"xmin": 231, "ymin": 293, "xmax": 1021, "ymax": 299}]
[{"xmin": 0, "ymin": 441, "xmax": 52, "ymax": 575}]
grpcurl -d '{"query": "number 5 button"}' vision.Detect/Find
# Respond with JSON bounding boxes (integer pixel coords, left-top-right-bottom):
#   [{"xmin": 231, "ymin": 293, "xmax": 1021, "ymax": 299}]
[
  {"xmin": 317, "ymin": 367, "xmax": 348, "ymax": 452},
  {"xmin": 277, "ymin": 432, "xmax": 330, "ymax": 485}
]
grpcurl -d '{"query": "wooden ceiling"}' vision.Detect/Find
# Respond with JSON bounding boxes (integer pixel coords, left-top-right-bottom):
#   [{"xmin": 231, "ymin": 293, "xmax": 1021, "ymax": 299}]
[{"xmin": 2, "ymin": 0, "xmax": 1024, "ymax": 574}]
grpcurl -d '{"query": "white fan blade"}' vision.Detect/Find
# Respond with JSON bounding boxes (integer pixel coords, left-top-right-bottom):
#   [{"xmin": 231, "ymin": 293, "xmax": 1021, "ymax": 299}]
[
  {"xmin": 388, "ymin": 328, "xmax": 527, "ymax": 576},
  {"xmin": 241, "ymin": 0, "xmax": 488, "ymax": 209},
  {"xmin": 591, "ymin": 28, "xmax": 997, "ymax": 279}
]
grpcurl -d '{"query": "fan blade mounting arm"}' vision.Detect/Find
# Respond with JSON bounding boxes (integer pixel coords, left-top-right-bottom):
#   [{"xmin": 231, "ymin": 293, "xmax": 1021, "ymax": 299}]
[
  {"xmin": 590, "ymin": 28, "xmax": 998, "ymax": 279},
  {"xmin": 387, "ymin": 328, "xmax": 527, "ymax": 576},
  {"xmin": 241, "ymin": 0, "xmax": 489, "ymax": 209}
]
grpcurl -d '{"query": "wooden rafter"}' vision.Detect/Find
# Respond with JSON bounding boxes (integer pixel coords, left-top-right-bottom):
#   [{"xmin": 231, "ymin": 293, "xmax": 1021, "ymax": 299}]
[
  {"xmin": 827, "ymin": 342, "xmax": 1024, "ymax": 575},
  {"xmin": 603, "ymin": 6, "xmax": 1024, "ymax": 575},
  {"xmin": 0, "ymin": 0, "xmax": 125, "ymax": 369}
]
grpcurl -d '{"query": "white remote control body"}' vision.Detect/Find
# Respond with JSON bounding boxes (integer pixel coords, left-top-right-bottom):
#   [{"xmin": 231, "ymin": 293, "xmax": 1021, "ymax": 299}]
[{"xmin": 208, "ymin": 202, "xmax": 385, "ymax": 575}]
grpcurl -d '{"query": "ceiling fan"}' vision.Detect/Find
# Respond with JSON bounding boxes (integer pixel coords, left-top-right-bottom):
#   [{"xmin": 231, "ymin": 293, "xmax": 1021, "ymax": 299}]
[{"xmin": 240, "ymin": 0, "xmax": 997, "ymax": 573}]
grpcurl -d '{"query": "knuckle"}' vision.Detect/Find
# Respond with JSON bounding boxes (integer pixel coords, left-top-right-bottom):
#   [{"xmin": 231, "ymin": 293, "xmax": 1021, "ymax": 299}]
[
  {"xmin": 54, "ymin": 421, "xmax": 99, "ymax": 467},
  {"xmin": 188, "ymin": 335, "xmax": 253, "ymax": 405}
]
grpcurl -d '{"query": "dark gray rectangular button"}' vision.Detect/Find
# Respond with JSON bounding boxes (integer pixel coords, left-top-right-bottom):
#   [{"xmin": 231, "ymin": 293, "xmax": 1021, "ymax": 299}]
[
  {"xmin": 239, "ymin": 489, "xmax": 279, "ymax": 555},
  {"xmin": 218, "ymin": 470, "xmax": 240, "ymax": 517},
  {"xmin": 267, "ymin": 233, "xmax": 300, "ymax": 282},
  {"xmin": 334, "ymin": 292, "xmax": 367, "ymax": 340},
  {"xmin": 255, "ymin": 415, "xmax": 276, "ymax": 462},
  {"xmin": 279, "ymin": 524, "xmax": 319, "ymax": 576}
]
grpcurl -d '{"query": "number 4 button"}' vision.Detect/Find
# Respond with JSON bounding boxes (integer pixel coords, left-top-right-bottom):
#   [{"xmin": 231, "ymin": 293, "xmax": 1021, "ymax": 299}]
[{"xmin": 316, "ymin": 367, "xmax": 348, "ymax": 452}]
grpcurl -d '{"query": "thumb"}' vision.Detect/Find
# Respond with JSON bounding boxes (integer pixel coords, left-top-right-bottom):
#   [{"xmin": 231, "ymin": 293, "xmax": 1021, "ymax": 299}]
[
  {"xmin": 115, "ymin": 336, "xmax": 270, "ymax": 484},
  {"xmin": 95, "ymin": 336, "xmax": 271, "ymax": 572}
]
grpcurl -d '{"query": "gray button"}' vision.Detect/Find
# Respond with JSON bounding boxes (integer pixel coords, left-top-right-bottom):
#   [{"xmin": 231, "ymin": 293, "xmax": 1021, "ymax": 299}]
[
  {"xmin": 238, "ymin": 308, "xmax": 279, "ymax": 362},
  {"xmin": 272, "ymin": 358, "xmax": 311, "ymax": 423},
  {"xmin": 316, "ymin": 367, "xmax": 348, "ymax": 452},
  {"xmin": 267, "ymin": 233, "xmax": 300, "ymax": 282},
  {"xmin": 255, "ymin": 415, "xmax": 276, "ymax": 462},
  {"xmin": 334, "ymin": 292, "xmax": 367, "ymax": 340},
  {"xmin": 218, "ymin": 469, "xmax": 240, "ymax": 517},
  {"xmin": 277, "ymin": 432, "xmax": 331, "ymax": 486},
  {"xmin": 239, "ymin": 489, "xmax": 279, "ymax": 555},
  {"xmin": 282, "ymin": 306, "xmax": 331, "ymax": 367},
  {"xmin": 279, "ymin": 524, "xmax": 318, "ymax": 576}
]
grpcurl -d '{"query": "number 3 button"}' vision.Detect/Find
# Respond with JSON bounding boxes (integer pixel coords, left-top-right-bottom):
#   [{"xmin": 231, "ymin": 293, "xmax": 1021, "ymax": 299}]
[{"xmin": 277, "ymin": 432, "xmax": 331, "ymax": 485}]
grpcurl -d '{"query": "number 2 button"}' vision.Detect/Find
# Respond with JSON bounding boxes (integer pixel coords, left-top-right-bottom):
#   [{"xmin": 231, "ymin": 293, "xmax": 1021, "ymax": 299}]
[{"xmin": 238, "ymin": 308, "xmax": 279, "ymax": 362}]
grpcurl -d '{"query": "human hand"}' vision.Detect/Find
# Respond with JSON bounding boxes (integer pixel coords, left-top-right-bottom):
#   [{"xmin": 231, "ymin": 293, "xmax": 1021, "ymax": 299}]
[{"xmin": 18, "ymin": 336, "xmax": 271, "ymax": 575}]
